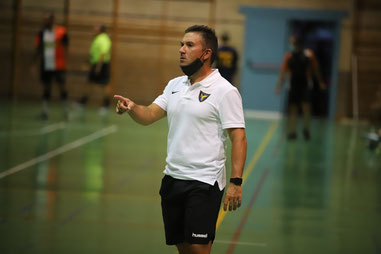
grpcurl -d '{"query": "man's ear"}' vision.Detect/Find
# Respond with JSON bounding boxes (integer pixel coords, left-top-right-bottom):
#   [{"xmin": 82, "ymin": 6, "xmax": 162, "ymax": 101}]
[{"xmin": 202, "ymin": 49, "xmax": 212, "ymax": 63}]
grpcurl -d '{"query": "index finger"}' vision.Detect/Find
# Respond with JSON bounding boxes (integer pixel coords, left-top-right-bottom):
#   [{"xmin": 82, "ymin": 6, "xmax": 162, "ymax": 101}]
[{"xmin": 113, "ymin": 95, "xmax": 126, "ymax": 101}]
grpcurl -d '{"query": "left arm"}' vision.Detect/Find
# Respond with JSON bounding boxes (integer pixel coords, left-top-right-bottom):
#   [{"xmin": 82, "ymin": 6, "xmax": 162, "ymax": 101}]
[
  {"xmin": 95, "ymin": 35, "xmax": 110, "ymax": 73},
  {"xmin": 223, "ymin": 128, "xmax": 247, "ymax": 211},
  {"xmin": 96, "ymin": 53, "xmax": 105, "ymax": 74},
  {"xmin": 307, "ymin": 49, "xmax": 326, "ymax": 90}
]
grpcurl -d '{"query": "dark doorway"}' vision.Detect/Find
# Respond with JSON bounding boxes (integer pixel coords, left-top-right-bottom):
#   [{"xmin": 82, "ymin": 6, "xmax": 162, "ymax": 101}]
[{"xmin": 290, "ymin": 20, "xmax": 335, "ymax": 118}]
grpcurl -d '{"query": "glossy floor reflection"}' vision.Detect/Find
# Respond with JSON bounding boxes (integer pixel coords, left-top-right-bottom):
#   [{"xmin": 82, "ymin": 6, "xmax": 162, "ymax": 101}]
[{"xmin": 0, "ymin": 101, "xmax": 380, "ymax": 254}]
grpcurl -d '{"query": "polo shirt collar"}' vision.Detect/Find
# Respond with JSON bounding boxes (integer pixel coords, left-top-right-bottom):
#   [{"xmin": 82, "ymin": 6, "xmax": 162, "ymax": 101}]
[
  {"xmin": 198, "ymin": 69, "xmax": 220, "ymax": 87},
  {"xmin": 183, "ymin": 69, "xmax": 220, "ymax": 87}
]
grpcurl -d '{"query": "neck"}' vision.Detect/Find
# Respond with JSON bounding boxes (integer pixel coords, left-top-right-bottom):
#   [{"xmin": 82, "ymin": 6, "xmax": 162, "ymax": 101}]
[{"xmin": 189, "ymin": 65, "xmax": 213, "ymax": 85}]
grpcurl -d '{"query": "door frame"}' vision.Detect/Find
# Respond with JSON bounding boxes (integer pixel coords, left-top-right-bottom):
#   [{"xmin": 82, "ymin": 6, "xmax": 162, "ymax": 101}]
[{"xmin": 239, "ymin": 7, "xmax": 348, "ymax": 119}]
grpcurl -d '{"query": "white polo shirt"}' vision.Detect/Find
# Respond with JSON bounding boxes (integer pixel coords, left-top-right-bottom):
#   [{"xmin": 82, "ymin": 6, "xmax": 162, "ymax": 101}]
[{"xmin": 153, "ymin": 69, "xmax": 245, "ymax": 190}]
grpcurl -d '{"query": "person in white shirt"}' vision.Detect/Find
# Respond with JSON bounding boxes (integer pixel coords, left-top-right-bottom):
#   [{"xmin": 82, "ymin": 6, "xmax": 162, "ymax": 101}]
[
  {"xmin": 33, "ymin": 13, "xmax": 69, "ymax": 120},
  {"xmin": 114, "ymin": 25, "xmax": 247, "ymax": 254}
]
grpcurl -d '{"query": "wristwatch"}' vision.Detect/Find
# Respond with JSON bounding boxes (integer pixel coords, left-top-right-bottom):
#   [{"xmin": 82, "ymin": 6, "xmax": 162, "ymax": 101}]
[{"xmin": 230, "ymin": 177, "xmax": 243, "ymax": 186}]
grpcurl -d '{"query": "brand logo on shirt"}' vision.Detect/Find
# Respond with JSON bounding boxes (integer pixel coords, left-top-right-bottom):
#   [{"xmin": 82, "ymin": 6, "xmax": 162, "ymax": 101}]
[
  {"xmin": 199, "ymin": 91, "xmax": 210, "ymax": 102},
  {"xmin": 192, "ymin": 233, "xmax": 208, "ymax": 238}
]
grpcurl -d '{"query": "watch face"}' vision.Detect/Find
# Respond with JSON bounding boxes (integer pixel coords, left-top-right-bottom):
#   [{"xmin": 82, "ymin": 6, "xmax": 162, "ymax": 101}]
[{"xmin": 230, "ymin": 178, "xmax": 242, "ymax": 185}]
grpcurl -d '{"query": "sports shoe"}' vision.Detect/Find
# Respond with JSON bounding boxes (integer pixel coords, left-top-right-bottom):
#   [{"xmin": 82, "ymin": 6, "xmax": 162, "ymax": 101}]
[{"xmin": 98, "ymin": 107, "xmax": 109, "ymax": 116}]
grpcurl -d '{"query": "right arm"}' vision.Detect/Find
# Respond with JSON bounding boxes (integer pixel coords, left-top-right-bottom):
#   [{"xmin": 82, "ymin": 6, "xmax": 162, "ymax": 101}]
[
  {"xmin": 114, "ymin": 95, "xmax": 166, "ymax": 125},
  {"xmin": 275, "ymin": 53, "xmax": 290, "ymax": 94},
  {"xmin": 275, "ymin": 70, "xmax": 287, "ymax": 94}
]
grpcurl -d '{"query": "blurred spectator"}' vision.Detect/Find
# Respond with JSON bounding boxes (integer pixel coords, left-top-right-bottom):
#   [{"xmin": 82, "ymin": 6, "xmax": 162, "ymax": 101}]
[
  {"xmin": 215, "ymin": 32, "xmax": 238, "ymax": 85},
  {"xmin": 365, "ymin": 129, "xmax": 381, "ymax": 152},
  {"xmin": 275, "ymin": 35, "xmax": 325, "ymax": 140},
  {"xmin": 78, "ymin": 25, "xmax": 112, "ymax": 115},
  {"xmin": 33, "ymin": 13, "xmax": 69, "ymax": 120},
  {"xmin": 365, "ymin": 87, "xmax": 381, "ymax": 151}
]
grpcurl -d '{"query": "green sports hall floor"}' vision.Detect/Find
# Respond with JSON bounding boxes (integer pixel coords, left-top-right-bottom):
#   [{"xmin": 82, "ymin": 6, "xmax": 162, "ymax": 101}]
[{"xmin": 0, "ymin": 100, "xmax": 380, "ymax": 254}]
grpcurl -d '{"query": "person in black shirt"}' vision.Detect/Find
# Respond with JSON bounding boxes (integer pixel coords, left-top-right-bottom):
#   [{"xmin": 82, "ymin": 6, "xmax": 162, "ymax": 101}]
[{"xmin": 275, "ymin": 35, "xmax": 325, "ymax": 140}]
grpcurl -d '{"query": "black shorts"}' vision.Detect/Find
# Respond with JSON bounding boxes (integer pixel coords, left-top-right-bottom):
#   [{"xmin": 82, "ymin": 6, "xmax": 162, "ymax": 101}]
[
  {"xmin": 40, "ymin": 70, "xmax": 66, "ymax": 85},
  {"xmin": 88, "ymin": 63, "xmax": 110, "ymax": 85},
  {"xmin": 159, "ymin": 175, "xmax": 224, "ymax": 245},
  {"xmin": 288, "ymin": 87, "xmax": 311, "ymax": 106}
]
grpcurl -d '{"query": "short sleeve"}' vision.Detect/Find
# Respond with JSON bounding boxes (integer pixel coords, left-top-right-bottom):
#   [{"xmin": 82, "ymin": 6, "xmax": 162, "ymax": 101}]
[
  {"xmin": 219, "ymin": 88, "xmax": 245, "ymax": 129},
  {"xmin": 153, "ymin": 83, "xmax": 170, "ymax": 111}
]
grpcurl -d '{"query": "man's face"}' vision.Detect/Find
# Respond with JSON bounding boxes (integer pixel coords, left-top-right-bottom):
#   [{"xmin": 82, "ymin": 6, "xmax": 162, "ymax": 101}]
[
  {"xmin": 93, "ymin": 25, "xmax": 101, "ymax": 35},
  {"xmin": 289, "ymin": 36, "xmax": 302, "ymax": 51},
  {"xmin": 179, "ymin": 32, "xmax": 204, "ymax": 66},
  {"xmin": 44, "ymin": 14, "xmax": 54, "ymax": 29}
]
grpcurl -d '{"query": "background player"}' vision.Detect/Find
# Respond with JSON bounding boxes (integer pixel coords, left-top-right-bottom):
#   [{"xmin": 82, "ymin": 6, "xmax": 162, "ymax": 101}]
[
  {"xmin": 78, "ymin": 25, "xmax": 112, "ymax": 115},
  {"xmin": 275, "ymin": 35, "xmax": 325, "ymax": 140},
  {"xmin": 33, "ymin": 12, "xmax": 69, "ymax": 120},
  {"xmin": 215, "ymin": 32, "xmax": 238, "ymax": 85}
]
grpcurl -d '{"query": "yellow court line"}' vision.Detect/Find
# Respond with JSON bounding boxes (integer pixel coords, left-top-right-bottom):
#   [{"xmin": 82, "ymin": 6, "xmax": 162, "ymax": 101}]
[{"xmin": 216, "ymin": 121, "xmax": 279, "ymax": 230}]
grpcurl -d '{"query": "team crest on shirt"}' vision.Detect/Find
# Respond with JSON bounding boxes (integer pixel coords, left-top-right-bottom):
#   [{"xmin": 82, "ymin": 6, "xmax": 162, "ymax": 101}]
[{"xmin": 199, "ymin": 91, "xmax": 210, "ymax": 102}]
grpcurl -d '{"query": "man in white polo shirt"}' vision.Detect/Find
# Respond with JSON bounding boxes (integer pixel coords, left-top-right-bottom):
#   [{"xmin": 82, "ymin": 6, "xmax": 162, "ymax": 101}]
[{"xmin": 114, "ymin": 25, "xmax": 247, "ymax": 254}]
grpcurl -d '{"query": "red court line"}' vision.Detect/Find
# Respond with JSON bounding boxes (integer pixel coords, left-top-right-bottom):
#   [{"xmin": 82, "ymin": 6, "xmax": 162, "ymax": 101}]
[{"xmin": 226, "ymin": 168, "xmax": 271, "ymax": 254}]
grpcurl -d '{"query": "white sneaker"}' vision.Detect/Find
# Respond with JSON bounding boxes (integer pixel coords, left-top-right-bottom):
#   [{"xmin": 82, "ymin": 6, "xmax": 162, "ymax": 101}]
[{"xmin": 98, "ymin": 107, "xmax": 109, "ymax": 116}]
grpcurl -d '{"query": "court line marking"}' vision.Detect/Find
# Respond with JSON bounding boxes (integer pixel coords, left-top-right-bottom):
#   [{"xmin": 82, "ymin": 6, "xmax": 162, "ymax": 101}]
[
  {"xmin": 39, "ymin": 122, "xmax": 67, "ymax": 134},
  {"xmin": 216, "ymin": 121, "xmax": 278, "ymax": 229},
  {"xmin": 0, "ymin": 125, "xmax": 118, "ymax": 180},
  {"xmin": 0, "ymin": 121, "xmax": 67, "ymax": 137},
  {"xmin": 214, "ymin": 240, "xmax": 267, "ymax": 247}
]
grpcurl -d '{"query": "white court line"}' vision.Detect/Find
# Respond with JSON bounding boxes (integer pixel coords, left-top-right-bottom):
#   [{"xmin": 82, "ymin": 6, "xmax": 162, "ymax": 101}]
[
  {"xmin": 39, "ymin": 122, "xmax": 67, "ymax": 134},
  {"xmin": 214, "ymin": 240, "xmax": 267, "ymax": 247},
  {"xmin": 0, "ymin": 122, "xmax": 67, "ymax": 137},
  {"xmin": 0, "ymin": 125, "xmax": 118, "ymax": 179}
]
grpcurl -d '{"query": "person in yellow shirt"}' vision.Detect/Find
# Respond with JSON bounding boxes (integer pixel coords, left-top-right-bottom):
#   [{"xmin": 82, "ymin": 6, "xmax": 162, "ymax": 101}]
[{"xmin": 78, "ymin": 25, "xmax": 112, "ymax": 114}]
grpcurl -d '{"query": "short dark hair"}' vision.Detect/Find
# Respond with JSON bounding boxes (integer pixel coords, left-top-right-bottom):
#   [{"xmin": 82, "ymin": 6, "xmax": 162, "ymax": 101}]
[
  {"xmin": 221, "ymin": 32, "xmax": 230, "ymax": 43},
  {"xmin": 185, "ymin": 25, "xmax": 218, "ymax": 64},
  {"xmin": 99, "ymin": 25, "xmax": 107, "ymax": 33}
]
